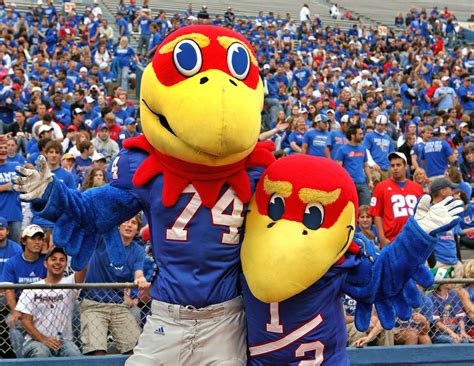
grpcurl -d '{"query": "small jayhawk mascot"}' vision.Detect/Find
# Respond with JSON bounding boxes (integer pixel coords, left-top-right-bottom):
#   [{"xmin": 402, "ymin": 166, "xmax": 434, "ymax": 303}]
[{"xmin": 241, "ymin": 155, "xmax": 462, "ymax": 365}]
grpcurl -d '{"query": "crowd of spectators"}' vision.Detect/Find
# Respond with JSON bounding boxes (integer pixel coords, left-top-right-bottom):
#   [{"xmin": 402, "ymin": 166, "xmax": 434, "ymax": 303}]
[{"xmin": 0, "ymin": 0, "xmax": 473, "ymax": 358}]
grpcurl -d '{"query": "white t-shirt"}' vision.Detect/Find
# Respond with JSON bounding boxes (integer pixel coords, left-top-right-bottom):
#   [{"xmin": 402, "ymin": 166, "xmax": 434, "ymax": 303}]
[
  {"xmin": 16, "ymin": 275, "xmax": 80, "ymax": 342},
  {"xmin": 299, "ymin": 6, "xmax": 310, "ymax": 22},
  {"xmin": 32, "ymin": 121, "xmax": 64, "ymax": 141}
]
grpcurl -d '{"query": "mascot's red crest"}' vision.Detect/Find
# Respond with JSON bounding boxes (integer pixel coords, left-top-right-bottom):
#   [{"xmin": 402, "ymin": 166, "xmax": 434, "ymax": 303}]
[
  {"xmin": 255, "ymin": 155, "xmax": 359, "ymax": 228},
  {"xmin": 152, "ymin": 25, "xmax": 260, "ymax": 90}
]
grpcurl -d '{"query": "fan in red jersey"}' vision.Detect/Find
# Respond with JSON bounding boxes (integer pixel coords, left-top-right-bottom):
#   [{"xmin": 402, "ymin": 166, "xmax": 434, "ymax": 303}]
[{"xmin": 369, "ymin": 152, "xmax": 424, "ymax": 247}]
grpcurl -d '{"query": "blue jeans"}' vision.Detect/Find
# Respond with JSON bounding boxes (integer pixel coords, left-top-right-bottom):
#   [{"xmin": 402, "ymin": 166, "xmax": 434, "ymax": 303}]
[
  {"xmin": 23, "ymin": 339, "xmax": 81, "ymax": 358},
  {"xmin": 432, "ymin": 333, "xmax": 469, "ymax": 344},
  {"xmin": 355, "ymin": 182, "xmax": 372, "ymax": 206},
  {"xmin": 263, "ymin": 97, "xmax": 282, "ymax": 131},
  {"xmin": 137, "ymin": 34, "xmax": 150, "ymax": 56},
  {"xmin": 7, "ymin": 221, "xmax": 21, "ymax": 245},
  {"xmin": 118, "ymin": 66, "xmax": 130, "ymax": 91},
  {"xmin": 6, "ymin": 314, "xmax": 25, "ymax": 357}
]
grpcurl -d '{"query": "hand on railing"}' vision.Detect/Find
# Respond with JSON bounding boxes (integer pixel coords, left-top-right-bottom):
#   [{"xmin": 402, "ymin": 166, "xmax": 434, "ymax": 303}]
[{"xmin": 7, "ymin": 310, "xmax": 21, "ymax": 328}]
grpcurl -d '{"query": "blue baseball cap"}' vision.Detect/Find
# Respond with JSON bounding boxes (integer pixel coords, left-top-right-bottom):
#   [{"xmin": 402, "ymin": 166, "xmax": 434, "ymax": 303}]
[
  {"xmin": 124, "ymin": 117, "xmax": 136, "ymax": 125},
  {"xmin": 99, "ymin": 123, "xmax": 109, "ymax": 130},
  {"xmin": 0, "ymin": 217, "xmax": 7, "ymax": 228}
]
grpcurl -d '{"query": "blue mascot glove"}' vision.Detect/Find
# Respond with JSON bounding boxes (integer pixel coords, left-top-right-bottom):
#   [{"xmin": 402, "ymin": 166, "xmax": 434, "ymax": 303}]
[{"xmin": 345, "ymin": 195, "xmax": 463, "ymax": 332}]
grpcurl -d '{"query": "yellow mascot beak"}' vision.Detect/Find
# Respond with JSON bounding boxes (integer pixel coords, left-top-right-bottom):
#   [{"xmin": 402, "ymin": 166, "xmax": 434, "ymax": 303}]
[
  {"xmin": 241, "ymin": 199, "xmax": 356, "ymax": 303},
  {"xmin": 140, "ymin": 65, "xmax": 264, "ymax": 166}
]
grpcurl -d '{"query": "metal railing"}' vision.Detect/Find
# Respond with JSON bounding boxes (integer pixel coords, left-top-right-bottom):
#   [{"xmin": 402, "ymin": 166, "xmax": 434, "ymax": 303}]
[{"xmin": 0, "ymin": 279, "xmax": 471, "ymax": 358}]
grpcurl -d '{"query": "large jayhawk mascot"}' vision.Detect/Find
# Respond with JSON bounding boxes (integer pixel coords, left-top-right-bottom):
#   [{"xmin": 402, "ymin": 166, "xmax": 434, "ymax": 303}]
[
  {"xmin": 240, "ymin": 155, "xmax": 463, "ymax": 365},
  {"xmin": 14, "ymin": 26, "xmax": 273, "ymax": 365},
  {"xmin": 13, "ymin": 25, "xmax": 462, "ymax": 365}
]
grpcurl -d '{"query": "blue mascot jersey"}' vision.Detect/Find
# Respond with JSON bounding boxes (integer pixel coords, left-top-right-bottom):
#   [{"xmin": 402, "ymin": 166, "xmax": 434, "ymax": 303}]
[
  {"xmin": 111, "ymin": 148, "xmax": 263, "ymax": 307},
  {"xmin": 242, "ymin": 254, "xmax": 361, "ymax": 366}
]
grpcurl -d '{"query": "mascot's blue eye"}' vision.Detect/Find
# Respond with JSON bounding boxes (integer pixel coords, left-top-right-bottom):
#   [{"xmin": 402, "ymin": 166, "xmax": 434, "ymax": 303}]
[
  {"xmin": 173, "ymin": 40, "xmax": 202, "ymax": 77},
  {"xmin": 227, "ymin": 43, "xmax": 250, "ymax": 80},
  {"xmin": 268, "ymin": 193, "xmax": 285, "ymax": 221},
  {"xmin": 303, "ymin": 203, "xmax": 324, "ymax": 230}
]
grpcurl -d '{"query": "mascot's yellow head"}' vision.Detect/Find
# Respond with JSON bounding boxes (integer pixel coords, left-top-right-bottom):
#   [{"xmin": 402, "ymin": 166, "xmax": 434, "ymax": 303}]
[
  {"xmin": 140, "ymin": 25, "xmax": 264, "ymax": 166},
  {"xmin": 241, "ymin": 155, "xmax": 358, "ymax": 303}
]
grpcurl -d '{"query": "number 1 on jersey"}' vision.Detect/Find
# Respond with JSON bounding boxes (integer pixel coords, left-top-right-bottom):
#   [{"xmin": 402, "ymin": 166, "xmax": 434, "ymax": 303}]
[{"xmin": 266, "ymin": 302, "xmax": 284, "ymax": 333}]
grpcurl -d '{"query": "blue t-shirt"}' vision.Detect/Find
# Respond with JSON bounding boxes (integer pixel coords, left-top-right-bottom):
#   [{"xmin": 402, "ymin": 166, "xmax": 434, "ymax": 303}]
[
  {"xmin": 458, "ymin": 85, "xmax": 474, "ymax": 111},
  {"xmin": 363, "ymin": 131, "xmax": 394, "ymax": 171},
  {"xmin": 400, "ymin": 83, "xmax": 413, "ymax": 105},
  {"xmin": 7, "ymin": 154, "xmax": 26, "ymax": 165},
  {"xmin": 460, "ymin": 204, "xmax": 474, "ymax": 230},
  {"xmin": 139, "ymin": 17, "xmax": 151, "ymax": 35},
  {"xmin": 288, "ymin": 131, "xmax": 304, "ymax": 154},
  {"xmin": 410, "ymin": 142, "xmax": 425, "ymax": 168},
  {"xmin": 421, "ymin": 138, "xmax": 453, "ymax": 177},
  {"xmin": 1, "ymin": 254, "xmax": 47, "ymax": 298},
  {"xmin": 334, "ymin": 144, "xmax": 367, "ymax": 184},
  {"xmin": 429, "ymin": 290, "xmax": 465, "ymax": 332},
  {"xmin": 82, "ymin": 238, "xmax": 145, "ymax": 303},
  {"xmin": 0, "ymin": 240, "xmax": 22, "ymax": 277},
  {"xmin": 327, "ymin": 131, "xmax": 347, "ymax": 159},
  {"xmin": 118, "ymin": 18, "xmax": 129, "ymax": 36},
  {"xmin": 435, "ymin": 228, "xmax": 460, "ymax": 265},
  {"xmin": 0, "ymin": 162, "xmax": 22, "ymax": 221},
  {"xmin": 115, "ymin": 47, "xmax": 135, "ymax": 68},
  {"xmin": 75, "ymin": 156, "xmax": 92, "ymax": 185},
  {"xmin": 434, "ymin": 86, "xmax": 456, "ymax": 111},
  {"xmin": 51, "ymin": 167, "xmax": 76, "ymax": 188},
  {"xmin": 304, "ymin": 129, "xmax": 329, "ymax": 157},
  {"xmin": 148, "ymin": 33, "xmax": 162, "ymax": 52},
  {"xmin": 291, "ymin": 67, "xmax": 312, "ymax": 90},
  {"xmin": 417, "ymin": 89, "xmax": 431, "ymax": 112}
]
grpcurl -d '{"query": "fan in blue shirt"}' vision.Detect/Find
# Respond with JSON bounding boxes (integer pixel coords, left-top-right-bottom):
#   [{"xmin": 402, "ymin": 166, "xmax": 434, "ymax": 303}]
[
  {"xmin": 326, "ymin": 122, "xmax": 348, "ymax": 159},
  {"xmin": 0, "ymin": 218, "xmax": 22, "ymax": 277},
  {"xmin": 303, "ymin": 114, "xmax": 330, "ymax": 157},
  {"xmin": 291, "ymin": 59, "xmax": 313, "ymax": 91},
  {"xmin": 363, "ymin": 115, "xmax": 394, "ymax": 172},
  {"xmin": 457, "ymin": 75, "xmax": 474, "ymax": 112},
  {"xmin": 421, "ymin": 128, "xmax": 455, "ymax": 178},
  {"xmin": 82, "ymin": 234, "xmax": 145, "ymax": 304},
  {"xmin": 1, "ymin": 225, "xmax": 47, "ymax": 302},
  {"xmin": 31, "ymin": 142, "xmax": 77, "ymax": 228}
]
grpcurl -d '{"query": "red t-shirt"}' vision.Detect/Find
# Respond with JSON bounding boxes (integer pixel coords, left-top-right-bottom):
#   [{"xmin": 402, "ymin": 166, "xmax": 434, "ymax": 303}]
[
  {"xmin": 369, "ymin": 178, "xmax": 423, "ymax": 242},
  {"xmin": 108, "ymin": 124, "xmax": 123, "ymax": 142}
]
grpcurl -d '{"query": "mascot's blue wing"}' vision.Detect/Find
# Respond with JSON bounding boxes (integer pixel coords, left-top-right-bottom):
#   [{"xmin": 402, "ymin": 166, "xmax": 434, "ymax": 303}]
[
  {"xmin": 31, "ymin": 177, "xmax": 142, "ymax": 270},
  {"xmin": 344, "ymin": 217, "xmax": 437, "ymax": 331}
]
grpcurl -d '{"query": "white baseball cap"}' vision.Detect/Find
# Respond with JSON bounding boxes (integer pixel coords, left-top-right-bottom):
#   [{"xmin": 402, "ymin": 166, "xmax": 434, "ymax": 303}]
[
  {"xmin": 388, "ymin": 152, "xmax": 407, "ymax": 163},
  {"xmin": 340, "ymin": 114, "xmax": 351, "ymax": 124},
  {"xmin": 375, "ymin": 115, "xmax": 388, "ymax": 125},
  {"xmin": 38, "ymin": 125, "xmax": 53, "ymax": 135},
  {"xmin": 22, "ymin": 224, "xmax": 44, "ymax": 238}
]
